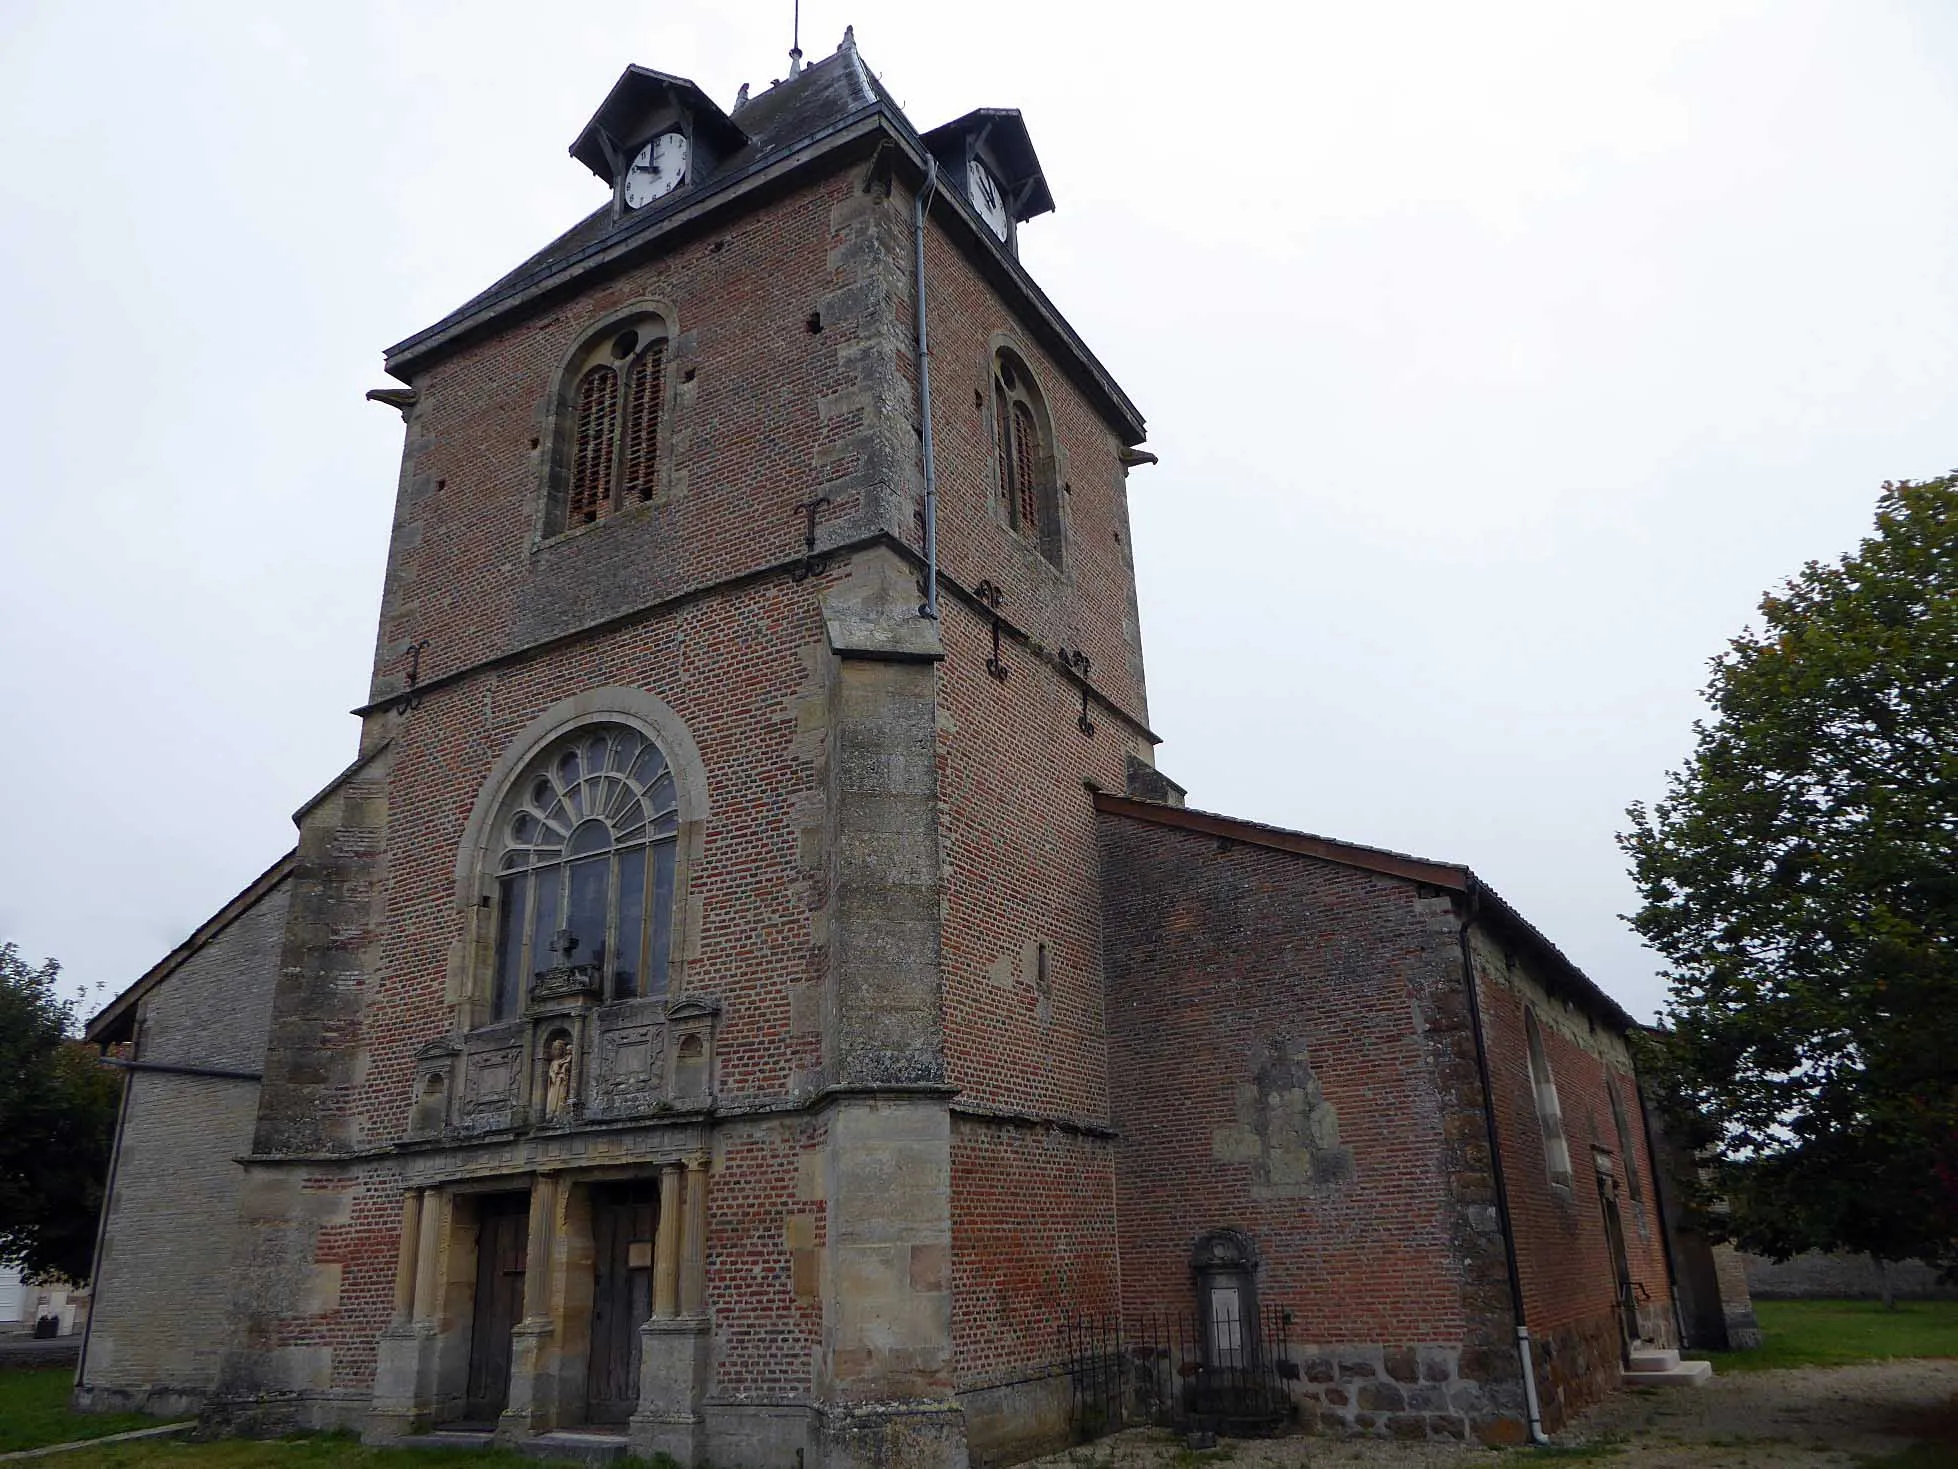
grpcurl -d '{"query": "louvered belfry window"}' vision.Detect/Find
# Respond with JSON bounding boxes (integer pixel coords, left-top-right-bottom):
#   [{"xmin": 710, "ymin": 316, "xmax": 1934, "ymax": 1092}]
[
  {"xmin": 552, "ymin": 319, "xmax": 671, "ymax": 536},
  {"xmin": 993, "ymin": 348, "xmax": 1060, "ymax": 566},
  {"xmin": 570, "ymin": 365, "xmax": 621, "ymax": 524},
  {"xmin": 1011, "ymin": 401, "xmax": 1040, "ymax": 533},
  {"xmin": 619, "ymin": 340, "xmax": 667, "ymax": 503}
]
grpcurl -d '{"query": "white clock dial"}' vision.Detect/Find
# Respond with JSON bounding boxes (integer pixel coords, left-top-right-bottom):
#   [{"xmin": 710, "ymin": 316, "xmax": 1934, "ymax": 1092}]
[
  {"xmin": 968, "ymin": 158, "xmax": 1010, "ymax": 241},
  {"xmin": 623, "ymin": 133, "xmax": 690, "ymax": 208}
]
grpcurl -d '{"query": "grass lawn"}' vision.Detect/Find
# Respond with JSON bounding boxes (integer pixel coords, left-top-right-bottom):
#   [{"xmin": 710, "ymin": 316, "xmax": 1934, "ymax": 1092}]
[
  {"xmin": 0, "ymin": 1366, "xmax": 160, "ymax": 1453},
  {"xmin": 28, "ymin": 1440, "xmax": 546, "ymax": 1468},
  {"xmin": 1690, "ymin": 1296, "xmax": 1958, "ymax": 1372}
]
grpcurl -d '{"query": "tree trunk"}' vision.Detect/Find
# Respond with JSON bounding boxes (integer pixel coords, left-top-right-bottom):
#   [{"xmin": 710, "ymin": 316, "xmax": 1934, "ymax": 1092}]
[{"xmin": 1875, "ymin": 1255, "xmax": 1896, "ymax": 1311}]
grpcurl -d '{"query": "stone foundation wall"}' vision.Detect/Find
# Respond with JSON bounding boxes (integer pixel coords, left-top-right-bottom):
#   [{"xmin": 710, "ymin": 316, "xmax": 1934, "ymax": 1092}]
[
  {"xmin": 1529, "ymin": 1308, "xmax": 1625, "ymax": 1434},
  {"xmin": 959, "ymin": 1376, "xmax": 1071, "ymax": 1468},
  {"xmin": 1288, "ymin": 1342, "xmax": 1524, "ymax": 1445}
]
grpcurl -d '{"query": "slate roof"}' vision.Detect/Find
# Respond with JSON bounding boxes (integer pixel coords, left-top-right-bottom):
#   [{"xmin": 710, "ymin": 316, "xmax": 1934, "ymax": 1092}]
[{"xmin": 386, "ymin": 42, "xmax": 892, "ymax": 368}]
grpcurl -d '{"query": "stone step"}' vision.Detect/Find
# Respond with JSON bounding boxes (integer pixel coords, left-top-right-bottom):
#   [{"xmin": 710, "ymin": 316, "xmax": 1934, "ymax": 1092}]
[
  {"xmin": 1622, "ymin": 1357, "xmax": 1715, "ymax": 1389},
  {"xmin": 1627, "ymin": 1347, "xmax": 1681, "ymax": 1372},
  {"xmin": 520, "ymin": 1430, "xmax": 632, "ymax": 1464},
  {"xmin": 402, "ymin": 1430, "xmax": 497, "ymax": 1452}
]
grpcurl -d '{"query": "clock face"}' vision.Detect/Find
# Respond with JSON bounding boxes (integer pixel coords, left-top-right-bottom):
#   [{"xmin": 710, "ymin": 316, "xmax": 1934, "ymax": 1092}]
[
  {"xmin": 968, "ymin": 158, "xmax": 1010, "ymax": 241},
  {"xmin": 623, "ymin": 133, "xmax": 690, "ymax": 208}
]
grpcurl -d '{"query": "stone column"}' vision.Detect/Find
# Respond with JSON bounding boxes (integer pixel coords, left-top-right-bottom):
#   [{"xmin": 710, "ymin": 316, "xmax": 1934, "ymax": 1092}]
[
  {"xmin": 632, "ymin": 1160, "xmax": 711, "ymax": 1467},
  {"xmin": 412, "ymin": 1188, "xmax": 445, "ymax": 1323},
  {"xmin": 391, "ymin": 1190, "xmax": 423, "ymax": 1326},
  {"xmin": 653, "ymin": 1164, "xmax": 683, "ymax": 1318},
  {"xmin": 501, "ymin": 1175, "xmax": 563, "ymax": 1440},
  {"xmin": 680, "ymin": 1154, "xmax": 709, "ymax": 1318},
  {"xmin": 367, "ymin": 1188, "xmax": 443, "ymax": 1444},
  {"xmin": 522, "ymin": 1177, "xmax": 556, "ymax": 1319}
]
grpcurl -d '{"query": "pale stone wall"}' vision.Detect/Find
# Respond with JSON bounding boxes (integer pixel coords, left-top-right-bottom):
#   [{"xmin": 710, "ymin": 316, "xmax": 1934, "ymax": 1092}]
[
  {"xmin": 1743, "ymin": 1250, "xmax": 1956, "ymax": 1301},
  {"xmin": 76, "ymin": 875, "xmax": 290, "ymax": 1416}
]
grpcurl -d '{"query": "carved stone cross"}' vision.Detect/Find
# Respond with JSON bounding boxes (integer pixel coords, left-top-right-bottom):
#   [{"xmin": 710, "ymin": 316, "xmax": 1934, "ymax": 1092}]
[{"xmin": 548, "ymin": 928, "xmax": 580, "ymax": 965}]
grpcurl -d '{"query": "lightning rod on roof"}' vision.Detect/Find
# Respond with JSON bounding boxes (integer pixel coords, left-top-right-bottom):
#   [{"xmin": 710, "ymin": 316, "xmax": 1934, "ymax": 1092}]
[{"xmin": 789, "ymin": 0, "xmax": 803, "ymax": 77}]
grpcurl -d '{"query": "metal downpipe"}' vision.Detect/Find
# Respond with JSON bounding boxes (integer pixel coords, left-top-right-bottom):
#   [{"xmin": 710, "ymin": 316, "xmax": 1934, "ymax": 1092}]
[{"xmin": 913, "ymin": 155, "xmax": 940, "ymax": 619}]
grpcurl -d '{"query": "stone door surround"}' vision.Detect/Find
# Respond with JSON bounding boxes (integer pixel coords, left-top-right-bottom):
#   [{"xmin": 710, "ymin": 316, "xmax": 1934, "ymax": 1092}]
[{"xmin": 367, "ymin": 1154, "xmax": 709, "ymax": 1450}]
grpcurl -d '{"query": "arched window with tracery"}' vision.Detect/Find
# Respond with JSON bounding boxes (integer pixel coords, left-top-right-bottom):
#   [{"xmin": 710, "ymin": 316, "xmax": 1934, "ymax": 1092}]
[
  {"xmin": 489, "ymin": 724, "xmax": 679, "ymax": 1018},
  {"xmin": 1524, "ymin": 1008, "xmax": 1574, "ymax": 1188},
  {"xmin": 991, "ymin": 347, "xmax": 1061, "ymax": 566},
  {"xmin": 548, "ymin": 313, "xmax": 672, "ymax": 536}
]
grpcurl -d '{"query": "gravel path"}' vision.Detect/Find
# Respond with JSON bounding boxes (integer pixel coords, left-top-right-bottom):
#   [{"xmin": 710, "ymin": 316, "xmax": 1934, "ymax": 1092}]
[{"xmin": 1026, "ymin": 1359, "xmax": 1958, "ymax": 1466}]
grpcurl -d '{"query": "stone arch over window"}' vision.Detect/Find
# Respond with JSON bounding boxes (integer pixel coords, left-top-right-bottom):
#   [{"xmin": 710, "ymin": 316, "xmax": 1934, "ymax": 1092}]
[
  {"xmin": 543, "ymin": 305, "xmax": 675, "ymax": 537},
  {"xmin": 454, "ymin": 687, "xmax": 709, "ymax": 1029},
  {"xmin": 1524, "ymin": 1007, "xmax": 1574, "ymax": 1188},
  {"xmin": 989, "ymin": 342, "xmax": 1062, "ymax": 567}
]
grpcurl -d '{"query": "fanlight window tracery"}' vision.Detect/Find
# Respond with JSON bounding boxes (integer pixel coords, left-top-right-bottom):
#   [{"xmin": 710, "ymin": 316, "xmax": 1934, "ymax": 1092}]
[{"xmin": 490, "ymin": 724, "xmax": 679, "ymax": 1019}]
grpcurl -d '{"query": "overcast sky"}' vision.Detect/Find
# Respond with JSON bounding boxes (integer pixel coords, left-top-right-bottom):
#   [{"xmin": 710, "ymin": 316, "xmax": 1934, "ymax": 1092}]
[{"xmin": 3, "ymin": 1, "xmax": 1953, "ymax": 1026}]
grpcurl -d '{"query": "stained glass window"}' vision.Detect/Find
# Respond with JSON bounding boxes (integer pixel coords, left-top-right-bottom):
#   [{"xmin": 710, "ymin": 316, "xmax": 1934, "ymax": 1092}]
[{"xmin": 490, "ymin": 724, "xmax": 680, "ymax": 1018}]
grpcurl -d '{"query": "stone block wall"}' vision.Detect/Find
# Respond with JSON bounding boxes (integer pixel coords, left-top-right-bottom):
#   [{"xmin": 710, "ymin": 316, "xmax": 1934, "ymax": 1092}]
[
  {"xmin": 1743, "ymin": 1250, "xmax": 1956, "ymax": 1301},
  {"xmin": 77, "ymin": 873, "xmax": 290, "ymax": 1417}
]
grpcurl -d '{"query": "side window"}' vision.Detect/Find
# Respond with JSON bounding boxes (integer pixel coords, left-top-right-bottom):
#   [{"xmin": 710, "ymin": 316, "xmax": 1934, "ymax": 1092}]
[
  {"xmin": 991, "ymin": 347, "xmax": 1062, "ymax": 567},
  {"xmin": 546, "ymin": 315, "xmax": 672, "ymax": 537},
  {"xmin": 1608, "ymin": 1075, "xmax": 1643, "ymax": 1205},
  {"xmin": 1524, "ymin": 1008, "xmax": 1574, "ymax": 1188}
]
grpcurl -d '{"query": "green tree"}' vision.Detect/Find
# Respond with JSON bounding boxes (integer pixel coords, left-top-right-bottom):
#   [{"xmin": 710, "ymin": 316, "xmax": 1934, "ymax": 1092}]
[
  {"xmin": 1622, "ymin": 475, "xmax": 1958, "ymax": 1277},
  {"xmin": 0, "ymin": 943, "xmax": 121, "ymax": 1282}
]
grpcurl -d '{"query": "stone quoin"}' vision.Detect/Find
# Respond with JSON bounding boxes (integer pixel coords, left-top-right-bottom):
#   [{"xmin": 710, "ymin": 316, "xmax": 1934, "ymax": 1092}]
[{"xmin": 79, "ymin": 30, "xmax": 1686, "ymax": 1464}]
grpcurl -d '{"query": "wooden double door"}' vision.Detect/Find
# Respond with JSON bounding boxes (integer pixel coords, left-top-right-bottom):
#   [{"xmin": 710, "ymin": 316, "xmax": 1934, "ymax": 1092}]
[
  {"xmin": 460, "ymin": 1182, "xmax": 659, "ymax": 1425},
  {"xmin": 464, "ymin": 1193, "xmax": 530, "ymax": 1422},
  {"xmin": 586, "ymin": 1183, "xmax": 659, "ymax": 1423}
]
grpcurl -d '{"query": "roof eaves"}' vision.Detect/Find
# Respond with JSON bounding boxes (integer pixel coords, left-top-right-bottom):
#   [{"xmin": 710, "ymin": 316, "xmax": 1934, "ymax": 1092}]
[
  {"xmin": 1462, "ymin": 871, "xmax": 1641, "ymax": 1035},
  {"xmin": 84, "ymin": 851, "xmax": 297, "ymax": 1046},
  {"xmin": 1093, "ymin": 793, "xmax": 1470, "ymax": 890}
]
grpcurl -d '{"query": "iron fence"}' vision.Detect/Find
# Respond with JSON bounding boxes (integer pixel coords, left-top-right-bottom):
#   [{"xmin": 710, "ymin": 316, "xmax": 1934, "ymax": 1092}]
[{"xmin": 1061, "ymin": 1305, "xmax": 1298, "ymax": 1440}]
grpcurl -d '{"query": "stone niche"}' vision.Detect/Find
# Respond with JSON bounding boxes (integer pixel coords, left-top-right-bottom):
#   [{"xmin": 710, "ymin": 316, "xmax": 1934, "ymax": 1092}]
[{"xmin": 405, "ymin": 1039, "xmax": 460, "ymax": 1140}]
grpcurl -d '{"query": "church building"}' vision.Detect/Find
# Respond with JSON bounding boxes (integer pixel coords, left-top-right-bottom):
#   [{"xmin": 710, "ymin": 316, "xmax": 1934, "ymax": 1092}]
[{"xmin": 79, "ymin": 33, "xmax": 1682, "ymax": 1465}]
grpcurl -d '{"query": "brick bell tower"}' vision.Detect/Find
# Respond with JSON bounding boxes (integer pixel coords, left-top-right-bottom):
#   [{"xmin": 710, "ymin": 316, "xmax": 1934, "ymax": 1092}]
[{"xmin": 213, "ymin": 31, "xmax": 1162, "ymax": 1467}]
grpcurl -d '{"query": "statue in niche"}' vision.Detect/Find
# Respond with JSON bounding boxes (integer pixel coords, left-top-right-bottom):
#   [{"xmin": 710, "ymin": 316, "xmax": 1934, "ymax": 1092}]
[{"xmin": 543, "ymin": 1033, "xmax": 574, "ymax": 1120}]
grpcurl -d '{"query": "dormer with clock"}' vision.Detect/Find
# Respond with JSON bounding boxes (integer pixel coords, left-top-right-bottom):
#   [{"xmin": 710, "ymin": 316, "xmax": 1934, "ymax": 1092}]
[
  {"xmin": 569, "ymin": 65, "xmax": 748, "ymax": 219},
  {"xmin": 923, "ymin": 108, "xmax": 1055, "ymax": 257}
]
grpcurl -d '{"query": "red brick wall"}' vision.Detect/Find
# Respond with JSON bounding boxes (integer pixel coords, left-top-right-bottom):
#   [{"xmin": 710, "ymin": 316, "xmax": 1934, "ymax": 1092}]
[
  {"xmin": 915, "ymin": 191, "xmax": 1153, "ymax": 1391},
  {"xmin": 707, "ymin": 1118, "xmax": 826, "ymax": 1397},
  {"xmin": 369, "ymin": 165, "xmax": 900, "ymax": 709},
  {"xmin": 1097, "ymin": 815, "xmax": 1487, "ymax": 1346},
  {"xmin": 1469, "ymin": 929, "xmax": 1673, "ymax": 1426},
  {"xmin": 949, "ymin": 1122, "xmax": 1118, "ymax": 1391},
  {"xmin": 911, "ymin": 208, "xmax": 1150, "ymax": 726}
]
